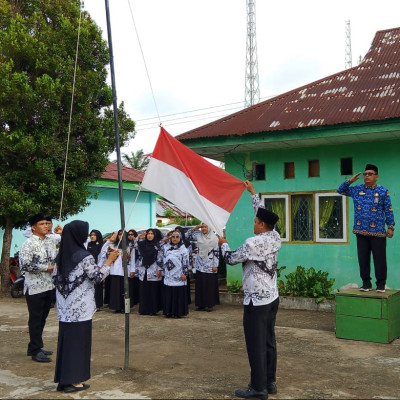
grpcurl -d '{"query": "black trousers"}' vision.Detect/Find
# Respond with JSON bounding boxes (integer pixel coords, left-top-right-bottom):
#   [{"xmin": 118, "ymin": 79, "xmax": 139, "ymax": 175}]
[
  {"xmin": 25, "ymin": 289, "xmax": 53, "ymax": 355},
  {"xmin": 356, "ymin": 234, "xmax": 387, "ymax": 288},
  {"xmin": 243, "ymin": 298, "xmax": 279, "ymax": 392}
]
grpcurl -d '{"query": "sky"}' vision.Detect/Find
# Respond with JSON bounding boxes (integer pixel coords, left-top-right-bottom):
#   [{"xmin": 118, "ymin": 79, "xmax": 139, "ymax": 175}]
[{"xmin": 82, "ymin": 0, "xmax": 400, "ymax": 159}]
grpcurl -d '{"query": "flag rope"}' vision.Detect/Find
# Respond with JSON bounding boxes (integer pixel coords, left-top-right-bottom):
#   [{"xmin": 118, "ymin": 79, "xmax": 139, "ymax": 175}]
[{"xmin": 58, "ymin": 4, "xmax": 83, "ymax": 220}]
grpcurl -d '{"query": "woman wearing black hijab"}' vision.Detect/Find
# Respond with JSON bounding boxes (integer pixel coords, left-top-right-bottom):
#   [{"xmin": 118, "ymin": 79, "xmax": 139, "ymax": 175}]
[
  {"xmin": 175, "ymin": 226, "xmax": 193, "ymax": 305},
  {"xmin": 137, "ymin": 228, "xmax": 163, "ymax": 315},
  {"xmin": 127, "ymin": 229, "xmax": 140, "ymax": 307},
  {"xmin": 53, "ymin": 220, "xmax": 118, "ymax": 393},
  {"xmin": 87, "ymin": 229, "xmax": 104, "ymax": 310}
]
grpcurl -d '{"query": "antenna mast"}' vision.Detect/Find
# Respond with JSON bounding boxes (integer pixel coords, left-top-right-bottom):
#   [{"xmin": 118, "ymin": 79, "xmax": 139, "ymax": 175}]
[
  {"xmin": 244, "ymin": 0, "xmax": 260, "ymax": 108},
  {"xmin": 345, "ymin": 20, "xmax": 352, "ymax": 69}
]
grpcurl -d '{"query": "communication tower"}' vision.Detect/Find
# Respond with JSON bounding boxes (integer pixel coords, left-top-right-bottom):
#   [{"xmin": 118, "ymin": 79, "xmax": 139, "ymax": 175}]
[
  {"xmin": 244, "ymin": 0, "xmax": 260, "ymax": 108},
  {"xmin": 345, "ymin": 20, "xmax": 352, "ymax": 69}
]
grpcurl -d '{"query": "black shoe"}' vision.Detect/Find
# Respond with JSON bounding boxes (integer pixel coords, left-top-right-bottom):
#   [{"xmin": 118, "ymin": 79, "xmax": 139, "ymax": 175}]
[
  {"xmin": 31, "ymin": 351, "xmax": 51, "ymax": 363},
  {"xmin": 267, "ymin": 382, "xmax": 277, "ymax": 395},
  {"xmin": 376, "ymin": 287, "xmax": 386, "ymax": 293},
  {"xmin": 360, "ymin": 285, "xmax": 372, "ymax": 292},
  {"xmin": 64, "ymin": 383, "xmax": 90, "ymax": 393},
  {"xmin": 27, "ymin": 348, "xmax": 53, "ymax": 356},
  {"xmin": 56, "ymin": 384, "xmax": 65, "ymax": 392},
  {"xmin": 195, "ymin": 307, "xmax": 204, "ymax": 311},
  {"xmin": 235, "ymin": 387, "xmax": 267, "ymax": 399}
]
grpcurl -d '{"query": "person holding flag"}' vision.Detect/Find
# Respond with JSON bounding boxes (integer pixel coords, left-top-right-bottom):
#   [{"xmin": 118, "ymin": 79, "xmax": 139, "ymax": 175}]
[{"xmin": 219, "ymin": 180, "xmax": 281, "ymax": 400}]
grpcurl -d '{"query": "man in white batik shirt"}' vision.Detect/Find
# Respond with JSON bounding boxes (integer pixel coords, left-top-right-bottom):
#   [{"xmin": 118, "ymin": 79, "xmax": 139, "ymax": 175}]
[
  {"xmin": 19, "ymin": 213, "xmax": 61, "ymax": 363},
  {"xmin": 219, "ymin": 180, "xmax": 281, "ymax": 400}
]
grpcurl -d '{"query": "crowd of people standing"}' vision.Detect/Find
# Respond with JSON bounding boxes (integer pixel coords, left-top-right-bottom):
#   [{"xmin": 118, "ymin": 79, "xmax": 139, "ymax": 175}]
[
  {"xmin": 95, "ymin": 223, "xmax": 221, "ymax": 318},
  {"xmin": 18, "ymin": 214, "xmax": 222, "ymax": 393}
]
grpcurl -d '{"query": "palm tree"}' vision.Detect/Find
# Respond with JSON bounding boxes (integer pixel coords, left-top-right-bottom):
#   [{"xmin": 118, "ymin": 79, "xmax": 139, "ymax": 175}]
[{"xmin": 120, "ymin": 149, "xmax": 150, "ymax": 171}]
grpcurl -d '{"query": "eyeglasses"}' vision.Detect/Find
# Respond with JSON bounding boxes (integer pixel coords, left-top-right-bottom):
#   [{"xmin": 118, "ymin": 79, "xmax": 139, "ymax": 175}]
[
  {"xmin": 363, "ymin": 172, "xmax": 377, "ymax": 176},
  {"xmin": 128, "ymin": 233, "xmax": 134, "ymax": 236}
]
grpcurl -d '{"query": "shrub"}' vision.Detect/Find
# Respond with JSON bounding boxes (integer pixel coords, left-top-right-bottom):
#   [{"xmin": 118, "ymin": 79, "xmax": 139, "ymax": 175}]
[
  {"xmin": 278, "ymin": 265, "xmax": 335, "ymax": 303},
  {"xmin": 227, "ymin": 280, "xmax": 242, "ymax": 293}
]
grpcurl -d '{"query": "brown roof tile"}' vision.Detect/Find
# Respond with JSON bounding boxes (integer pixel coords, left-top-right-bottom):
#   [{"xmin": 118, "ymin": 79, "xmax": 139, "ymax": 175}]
[
  {"xmin": 101, "ymin": 162, "xmax": 144, "ymax": 183},
  {"xmin": 177, "ymin": 27, "xmax": 400, "ymax": 141}
]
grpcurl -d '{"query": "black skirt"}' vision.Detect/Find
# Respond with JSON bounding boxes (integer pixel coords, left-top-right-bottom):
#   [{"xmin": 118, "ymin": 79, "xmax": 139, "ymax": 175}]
[
  {"xmin": 186, "ymin": 275, "xmax": 192, "ymax": 305},
  {"xmin": 94, "ymin": 282, "xmax": 104, "ymax": 308},
  {"xmin": 139, "ymin": 271, "xmax": 162, "ymax": 315},
  {"xmin": 195, "ymin": 271, "xmax": 220, "ymax": 309},
  {"xmin": 163, "ymin": 284, "xmax": 188, "ymax": 317},
  {"xmin": 54, "ymin": 320, "xmax": 92, "ymax": 385},
  {"xmin": 109, "ymin": 275, "xmax": 125, "ymax": 311},
  {"xmin": 129, "ymin": 276, "xmax": 140, "ymax": 306},
  {"xmin": 103, "ymin": 275, "xmax": 111, "ymax": 305}
]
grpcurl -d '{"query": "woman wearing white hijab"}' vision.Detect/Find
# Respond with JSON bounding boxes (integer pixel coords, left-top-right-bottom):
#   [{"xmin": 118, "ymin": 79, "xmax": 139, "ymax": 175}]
[{"xmin": 186, "ymin": 223, "xmax": 220, "ymax": 312}]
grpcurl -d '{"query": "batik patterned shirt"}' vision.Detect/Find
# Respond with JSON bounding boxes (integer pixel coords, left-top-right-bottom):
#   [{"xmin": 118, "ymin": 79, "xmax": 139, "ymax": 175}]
[
  {"xmin": 19, "ymin": 235, "xmax": 59, "ymax": 295},
  {"xmin": 337, "ymin": 180, "xmax": 395, "ymax": 237},
  {"xmin": 53, "ymin": 255, "xmax": 110, "ymax": 322},
  {"xmin": 157, "ymin": 244, "xmax": 189, "ymax": 287},
  {"xmin": 221, "ymin": 194, "xmax": 282, "ymax": 306},
  {"xmin": 185, "ymin": 230, "xmax": 219, "ymax": 274}
]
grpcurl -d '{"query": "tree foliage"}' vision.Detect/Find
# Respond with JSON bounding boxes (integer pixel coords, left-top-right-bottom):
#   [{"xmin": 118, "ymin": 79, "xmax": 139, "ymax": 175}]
[
  {"xmin": 0, "ymin": 0, "xmax": 135, "ymax": 227},
  {"xmin": 120, "ymin": 149, "xmax": 150, "ymax": 171},
  {"xmin": 0, "ymin": 0, "xmax": 135, "ymax": 291}
]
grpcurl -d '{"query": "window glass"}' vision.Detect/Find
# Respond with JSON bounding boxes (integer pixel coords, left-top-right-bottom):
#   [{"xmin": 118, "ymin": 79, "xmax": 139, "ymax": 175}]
[
  {"xmin": 264, "ymin": 197, "xmax": 287, "ymax": 239},
  {"xmin": 291, "ymin": 194, "xmax": 313, "ymax": 241},
  {"xmin": 341, "ymin": 157, "xmax": 353, "ymax": 175}
]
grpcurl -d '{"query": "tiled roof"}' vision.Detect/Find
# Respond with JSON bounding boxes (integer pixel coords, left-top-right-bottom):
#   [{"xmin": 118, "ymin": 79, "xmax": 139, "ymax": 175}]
[
  {"xmin": 177, "ymin": 27, "xmax": 400, "ymax": 141},
  {"xmin": 156, "ymin": 198, "xmax": 193, "ymax": 218},
  {"xmin": 101, "ymin": 162, "xmax": 144, "ymax": 183}
]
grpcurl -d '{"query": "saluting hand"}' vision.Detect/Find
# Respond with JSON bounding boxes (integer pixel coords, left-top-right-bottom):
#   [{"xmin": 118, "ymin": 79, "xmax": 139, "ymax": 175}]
[{"xmin": 348, "ymin": 172, "xmax": 361, "ymax": 184}]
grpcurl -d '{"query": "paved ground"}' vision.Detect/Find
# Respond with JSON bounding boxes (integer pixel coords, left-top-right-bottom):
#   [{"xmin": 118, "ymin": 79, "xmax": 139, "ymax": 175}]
[{"xmin": 0, "ymin": 295, "xmax": 399, "ymax": 399}]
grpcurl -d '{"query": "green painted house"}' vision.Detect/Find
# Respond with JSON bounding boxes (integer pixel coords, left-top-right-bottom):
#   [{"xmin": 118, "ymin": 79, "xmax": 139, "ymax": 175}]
[{"xmin": 177, "ymin": 27, "xmax": 400, "ymax": 290}]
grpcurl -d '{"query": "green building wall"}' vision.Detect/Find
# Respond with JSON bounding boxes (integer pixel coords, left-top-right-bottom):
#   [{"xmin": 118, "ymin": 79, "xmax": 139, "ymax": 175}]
[{"xmin": 224, "ymin": 139, "xmax": 400, "ymax": 290}]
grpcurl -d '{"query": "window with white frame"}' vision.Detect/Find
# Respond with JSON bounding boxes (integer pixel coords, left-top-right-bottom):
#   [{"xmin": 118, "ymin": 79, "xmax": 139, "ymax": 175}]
[
  {"xmin": 261, "ymin": 192, "xmax": 347, "ymax": 243},
  {"xmin": 315, "ymin": 193, "xmax": 347, "ymax": 242}
]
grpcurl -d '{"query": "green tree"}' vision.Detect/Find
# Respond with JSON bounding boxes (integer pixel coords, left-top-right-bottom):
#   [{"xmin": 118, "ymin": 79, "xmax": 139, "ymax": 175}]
[
  {"xmin": 120, "ymin": 149, "xmax": 150, "ymax": 171},
  {"xmin": 0, "ymin": 0, "xmax": 135, "ymax": 293}
]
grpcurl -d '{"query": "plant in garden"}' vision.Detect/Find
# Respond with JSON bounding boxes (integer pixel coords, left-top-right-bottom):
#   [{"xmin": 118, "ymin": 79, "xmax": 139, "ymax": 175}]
[
  {"xmin": 278, "ymin": 265, "xmax": 335, "ymax": 303},
  {"xmin": 227, "ymin": 280, "xmax": 242, "ymax": 294}
]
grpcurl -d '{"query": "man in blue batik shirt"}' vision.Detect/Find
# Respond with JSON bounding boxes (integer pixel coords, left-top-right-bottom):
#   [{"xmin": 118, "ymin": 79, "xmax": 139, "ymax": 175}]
[{"xmin": 337, "ymin": 163, "xmax": 395, "ymax": 292}]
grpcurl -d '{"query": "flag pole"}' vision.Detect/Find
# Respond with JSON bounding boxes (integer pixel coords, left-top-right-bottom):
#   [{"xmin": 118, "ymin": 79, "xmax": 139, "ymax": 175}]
[{"xmin": 104, "ymin": 0, "xmax": 130, "ymax": 370}]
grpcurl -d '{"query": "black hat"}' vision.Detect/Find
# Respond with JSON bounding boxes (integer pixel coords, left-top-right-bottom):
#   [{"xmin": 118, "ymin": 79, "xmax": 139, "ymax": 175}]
[
  {"xmin": 256, "ymin": 208, "xmax": 279, "ymax": 226},
  {"xmin": 365, "ymin": 164, "xmax": 378, "ymax": 173},
  {"xmin": 28, "ymin": 213, "xmax": 46, "ymax": 226}
]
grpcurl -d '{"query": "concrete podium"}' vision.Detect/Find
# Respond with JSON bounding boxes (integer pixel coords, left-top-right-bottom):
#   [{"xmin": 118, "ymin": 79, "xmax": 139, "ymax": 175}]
[{"xmin": 335, "ymin": 288, "xmax": 400, "ymax": 343}]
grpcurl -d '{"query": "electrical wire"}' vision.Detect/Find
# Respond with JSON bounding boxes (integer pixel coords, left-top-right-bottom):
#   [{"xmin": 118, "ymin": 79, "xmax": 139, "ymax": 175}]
[{"xmin": 126, "ymin": 0, "xmax": 161, "ymax": 126}]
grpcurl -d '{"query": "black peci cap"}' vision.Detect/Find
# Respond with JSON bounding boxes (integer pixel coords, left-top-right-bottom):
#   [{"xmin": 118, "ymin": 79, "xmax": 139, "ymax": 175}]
[{"xmin": 256, "ymin": 208, "xmax": 279, "ymax": 226}]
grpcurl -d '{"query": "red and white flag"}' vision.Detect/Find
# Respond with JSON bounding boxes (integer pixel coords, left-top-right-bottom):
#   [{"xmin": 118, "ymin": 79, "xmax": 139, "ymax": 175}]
[{"xmin": 141, "ymin": 128, "xmax": 245, "ymax": 236}]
